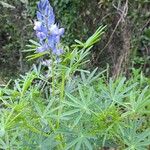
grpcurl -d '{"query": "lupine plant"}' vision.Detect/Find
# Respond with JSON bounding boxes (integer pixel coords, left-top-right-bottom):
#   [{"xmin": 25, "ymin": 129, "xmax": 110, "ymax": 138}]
[{"xmin": 0, "ymin": 0, "xmax": 150, "ymax": 150}]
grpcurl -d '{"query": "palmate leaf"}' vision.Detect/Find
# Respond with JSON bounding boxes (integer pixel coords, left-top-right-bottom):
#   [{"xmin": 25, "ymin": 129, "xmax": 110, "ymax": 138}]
[
  {"xmin": 34, "ymin": 100, "xmax": 63, "ymax": 121},
  {"xmin": 0, "ymin": 132, "xmax": 22, "ymax": 150},
  {"xmin": 80, "ymin": 68, "xmax": 107, "ymax": 86},
  {"xmin": 72, "ymin": 112, "xmax": 84, "ymax": 129},
  {"xmin": 135, "ymin": 86, "xmax": 150, "ymax": 112},
  {"xmin": 23, "ymin": 133, "xmax": 58, "ymax": 150},
  {"xmin": 63, "ymin": 130, "xmax": 94, "ymax": 150},
  {"xmin": 60, "ymin": 45, "xmax": 91, "ymax": 80},
  {"xmin": 122, "ymin": 86, "xmax": 150, "ymax": 116},
  {"xmin": 13, "ymin": 72, "xmax": 36, "ymax": 97},
  {"xmin": 63, "ymin": 86, "xmax": 94, "ymax": 128},
  {"xmin": 65, "ymin": 136, "xmax": 93, "ymax": 150},
  {"xmin": 72, "ymin": 25, "xmax": 106, "ymax": 49},
  {"xmin": 21, "ymin": 72, "xmax": 36, "ymax": 95},
  {"xmin": 84, "ymin": 25, "xmax": 106, "ymax": 49},
  {"xmin": 101, "ymin": 77, "xmax": 138, "ymax": 105},
  {"xmin": 61, "ymin": 109, "xmax": 80, "ymax": 118},
  {"xmin": 117, "ymin": 120, "xmax": 150, "ymax": 150},
  {"xmin": 64, "ymin": 86, "xmax": 94, "ymax": 113}
]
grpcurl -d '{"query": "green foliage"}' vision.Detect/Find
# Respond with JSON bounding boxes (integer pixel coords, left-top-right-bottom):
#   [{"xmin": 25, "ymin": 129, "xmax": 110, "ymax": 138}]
[
  {"xmin": 0, "ymin": 27, "xmax": 150, "ymax": 149},
  {"xmin": 116, "ymin": 120, "xmax": 150, "ymax": 150},
  {"xmin": 1, "ymin": 0, "xmax": 150, "ymax": 78},
  {"xmin": 0, "ymin": 66, "xmax": 149, "ymax": 149},
  {"xmin": 0, "ymin": 0, "xmax": 150, "ymax": 149}
]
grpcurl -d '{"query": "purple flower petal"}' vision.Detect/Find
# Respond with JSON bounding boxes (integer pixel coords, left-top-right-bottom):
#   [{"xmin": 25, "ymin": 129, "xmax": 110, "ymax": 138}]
[
  {"xmin": 56, "ymin": 49, "xmax": 63, "ymax": 55},
  {"xmin": 35, "ymin": 0, "xmax": 64, "ymax": 57},
  {"xmin": 37, "ymin": 43, "xmax": 49, "ymax": 52},
  {"xmin": 50, "ymin": 24, "xmax": 59, "ymax": 35},
  {"xmin": 59, "ymin": 28, "xmax": 65, "ymax": 36},
  {"xmin": 36, "ymin": 31, "xmax": 47, "ymax": 40},
  {"xmin": 37, "ymin": 11, "xmax": 43, "ymax": 21},
  {"xmin": 48, "ymin": 35, "xmax": 55, "ymax": 49},
  {"xmin": 55, "ymin": 35, "xmax": 60, "ymax": 43},
  {"xmin": 34, "ymin": 21, "xmax": 42, "ymax": 31}
]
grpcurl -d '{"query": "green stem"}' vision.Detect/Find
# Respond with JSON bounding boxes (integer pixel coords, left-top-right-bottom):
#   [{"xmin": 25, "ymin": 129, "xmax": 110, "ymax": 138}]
[
  {"xmin": 51, "ymin": 57, "xmax": 55, "ymax": 96},
  {"xmin": 57, "ymin": 73, "xmax": 65, "ymax": 127},
  {"xmin": 60, "ymin": 73, "xmax": 65, "ymax": 100},
  {"xmin": 56, "ymin": 72, "xmax": 66, "ymax": 149}
]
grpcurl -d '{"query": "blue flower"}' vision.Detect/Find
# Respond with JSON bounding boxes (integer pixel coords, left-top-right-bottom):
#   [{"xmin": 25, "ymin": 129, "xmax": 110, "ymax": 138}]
[
  {"xmin": 49, "ymin": 24, "xmax": 64, "ymax": 36},
  {"xmin": 36, "ymin": 32, "xmax": 47, "ymax": 40},
  {"xmin": 34, "ymin": 0, "xmax": 64, "ymax": 56},
  {"xmin": 37, "ymin": 42, "xmax": 49, "ymax": 53},
  {"xmin": 34, "ymin": 21, "xmax": 42, "ymax": 31},
  {"xmin": 52, "ymin": 48, "xmax": 63, "ymax": 56}
]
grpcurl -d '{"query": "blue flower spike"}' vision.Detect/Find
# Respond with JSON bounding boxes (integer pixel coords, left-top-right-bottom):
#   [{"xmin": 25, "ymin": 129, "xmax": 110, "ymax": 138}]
[{"xmin": 34, "ymin": 0, "xmax": 64, "ymax": 56}]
